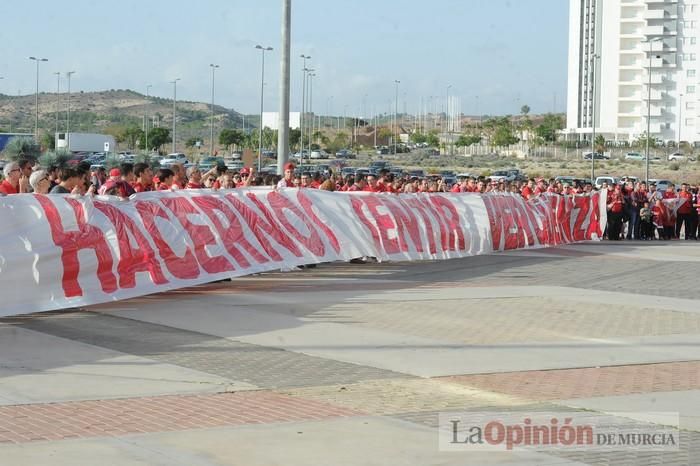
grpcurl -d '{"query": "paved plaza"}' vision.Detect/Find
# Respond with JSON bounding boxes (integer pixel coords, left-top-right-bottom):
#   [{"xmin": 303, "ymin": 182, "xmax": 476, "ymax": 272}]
[{"xmin": 1, "ymin": 241, "xmax": 700, "ymax": 465}]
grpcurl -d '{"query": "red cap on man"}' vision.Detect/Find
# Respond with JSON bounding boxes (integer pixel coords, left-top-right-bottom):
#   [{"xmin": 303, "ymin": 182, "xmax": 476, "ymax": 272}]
[
  {"xmin": 240, "ymin": 167, "xmax": 251, "ymax": 176},
  {"xmin": 109, "ymin": 168, "xmax": 121, "ymax": 178},
  {"xmin": 283, "ymin": 162, "xmax": 295, "ymax": 171}
]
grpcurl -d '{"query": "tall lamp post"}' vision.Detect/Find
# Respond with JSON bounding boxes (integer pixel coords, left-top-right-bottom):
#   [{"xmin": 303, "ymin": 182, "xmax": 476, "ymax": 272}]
[
  {"xmin": 53, "ymin": 72, "xmax": 60, "ymax": 137},
  {"xmin": 66, "ymin": 71, "xmax": 75, "ymax": 146},
  {"xmin": 299, "ymin": 55, "xmax": 311, "ymax": 163},
  {"xmin": 394, "ymin": 80, "xmax": 400, "ymax": 154},
  {"xmin": 446, "ymin": 84, "xmax": 452, "ymax": 155},
  {"xmin": 29, "ymin": 56, "xmax": 48, "ymax": 138},
  {"xmin": 590, "ymin": 53, "xmax": 600, "ymax": 182},
  {"xmin": 678, "ymin": 93, "xmax": 684, "ymax": 150},
  {"xmin": 209, "ymin": 64, "xmax": 219, "ymax": 156},
  {"xmin": 277, "ymin": 0, "xmax": 291, "ymax": 175},
  {"xmin": 170, "ymin": 78, "xmax": 180, "ymax": 153},
  {"xmin": 308, "ymin": 72, "xmax": 316, "ymax": 157},
  {"xmin": 644, "ymin": 37, "xmax": 663, "ymax": 184},
  {"xmin": 145, "ymin": 84, "xmax": 152, "ymax": 153},
  {"xmin": 256, "ymin": 46, "xmax": 273, "ymax": 171}
]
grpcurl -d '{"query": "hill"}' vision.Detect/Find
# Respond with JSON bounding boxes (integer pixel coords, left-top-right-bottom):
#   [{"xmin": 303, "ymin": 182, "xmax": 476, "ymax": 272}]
[{"xmin": 0, "ymin": 89, "xmax": 245, "ymax": 147}]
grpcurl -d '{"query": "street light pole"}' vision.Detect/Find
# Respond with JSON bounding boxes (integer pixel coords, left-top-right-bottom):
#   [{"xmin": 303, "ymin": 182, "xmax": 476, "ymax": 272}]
[
  {"xmin": 394, "ymin": 80, "xmax": 400, "ymax": 154},
  {"xmin": 590, "ymin": 53, "xmax": 599, "ymax": 182},
  {"xmin": 644, "ymin": 37, "xmax": 663, "ymax": 184},
  {"xmin": 446, "ymin": 84, "xmax": 452, "ymax": 156},
  {"xmin": 256, "ymin": 46, "xmax": 273, "ymax": 171},
  {"xmin": 145, "ymin": 84, "xmax": 152, "ymax": 153},
  {"xmin": 66, "ymin": 71, "xmax": 75, "ymax": 146},
  {"xmin": 170, "ymin": 78, "xmax": 180, "ymax": 153},
  {"xmin": 53, "ymin": 72, "xmax": 60, "ymax": 138},
  {"xmin": 299, "ymin": 55, "xmax": 311, "ymax": 164},
  {"xmin": 678, "ymin": 93, "xmax": 683, "ymax": 150},
  {"xmin": 308, "ymin": 72, "xmax": 316, "ymax": 157},
  {"xmin": 209, "ymin": 64, "xmax": 219, "ymax": 156},
  {"xmin": 277, "ymin": 0, "xmax": 291, "ymax": 175},
  {"xmin": 29, "ymin": 56, "xmax": 48, "ymax": 139}
]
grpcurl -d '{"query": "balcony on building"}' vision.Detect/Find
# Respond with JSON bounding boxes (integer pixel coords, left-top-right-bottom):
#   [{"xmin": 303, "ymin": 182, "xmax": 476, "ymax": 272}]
[
  {"xmin": 643, "ymin": 24, "xmax": 677, "ymax": 36},
  {"xmin": 644, "ymin": 7, "xmax": 678, "ymax": 20}
]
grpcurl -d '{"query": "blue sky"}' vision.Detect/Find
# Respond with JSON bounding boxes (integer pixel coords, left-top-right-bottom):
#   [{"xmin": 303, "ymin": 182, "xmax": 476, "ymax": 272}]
[{"xmin": 2, "ymin": 0, "xmax": 569, "ymax": 117}]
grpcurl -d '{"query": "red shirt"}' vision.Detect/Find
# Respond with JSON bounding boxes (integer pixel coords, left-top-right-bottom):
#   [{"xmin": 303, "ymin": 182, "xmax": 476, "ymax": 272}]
[
  {"xmin": 521, "ymin": 186, "xmax": 533, "ymax": 199},
  {"xmin": 608, "ymin": 191, "xmax": 624, "ymax": 213},
  {"xmin": 0, "ymin": 180, "xmax": 18, "ymax": 195},
  {"xmin": 663, "ymin": 190, "xmax": 677, "ymax": 200},
  {"xmin": 364, "ymin": 184, "xmax": 384, "ymax": 193},
  {"xmin": 187, "ymin": 182, "xmax": 204, "ymax": 189},
  {"xmin": 348, "ymin": 184, "xmax": 362, "ymax": 191},
  {"xmin": 450, "ymin": 184, "xmax": 462, "ymax": 193},
  {"xmin": 132, "ymin": 182, "xmax": 152, "ymax": 193},
  {"xmin": 678, "ymin": 191, "xmax": 693, "ymax": 214}
]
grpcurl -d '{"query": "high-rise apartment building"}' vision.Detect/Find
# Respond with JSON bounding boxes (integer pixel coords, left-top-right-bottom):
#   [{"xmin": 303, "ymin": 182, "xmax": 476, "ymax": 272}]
[{"xmin": 565, "ymin": 0, "xmax": 700, "ymax": 145}]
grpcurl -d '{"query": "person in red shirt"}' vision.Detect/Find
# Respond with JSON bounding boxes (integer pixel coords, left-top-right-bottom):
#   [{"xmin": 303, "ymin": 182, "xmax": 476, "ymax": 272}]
[
  {"xmin": 132, "ymin": 163, "xmax": 154, "ymax": 193},
  {"xmin": 348, "ymin": 176, "xmax": 366, "ymax": 192},
  {"xmin": 364, "ymin": 175, "xmax": 384, "ymax": 193},
  {"xmin": 607, "ymin": 186, "xmax": 625, "ymax": 240},
  {"xmin": 277, "ymin": 162, "xmax": 296, "ymax": 188},
  {"xmin": 521, "ymin": 179, "xmax": 535, "ymax": 199},
  {"xmin": 155, "ymin": 168, "xmax": 175, "ymax": 191},
  {"xmin": 663, "ymin": 184, "xmax": 677, "ymax": 200},
  {"xmin": 300, "ymin": 173, "xmax": 313, "ymax": 188},
  {"xmin": 676, "ymin": 183, "xmax": 694, "ymax": 239},
  {"xmin": 0, "ymin": 162, "xmax": 28, "ymax": 195}
]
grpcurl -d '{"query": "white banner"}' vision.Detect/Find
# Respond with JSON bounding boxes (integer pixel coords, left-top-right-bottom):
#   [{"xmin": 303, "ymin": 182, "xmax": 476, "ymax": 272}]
[{"xmin": 0, "ymin": 189, "xmax": 606, "ymax": 317}]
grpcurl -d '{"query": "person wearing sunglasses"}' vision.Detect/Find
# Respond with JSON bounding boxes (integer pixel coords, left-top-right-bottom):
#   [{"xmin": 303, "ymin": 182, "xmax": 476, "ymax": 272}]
[
  {"xmin": 0, "ymin": 162, "xmax": 29, "ymax": 195},
  {"xmin": 29, "ymin": 170, "xmax": 51, "ymax": 194}
]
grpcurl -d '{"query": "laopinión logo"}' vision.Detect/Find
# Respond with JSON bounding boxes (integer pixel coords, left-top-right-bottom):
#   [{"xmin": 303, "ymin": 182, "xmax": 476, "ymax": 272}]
[{"xmin": 438, "ymin": 411, "xmax": 679, "ymax": 452}]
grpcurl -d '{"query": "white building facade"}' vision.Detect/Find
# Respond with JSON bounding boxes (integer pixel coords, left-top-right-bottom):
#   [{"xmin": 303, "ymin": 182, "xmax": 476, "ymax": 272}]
[{"xmin": 566, "ymin": 0, "xmax": 700, "ymax": 145}]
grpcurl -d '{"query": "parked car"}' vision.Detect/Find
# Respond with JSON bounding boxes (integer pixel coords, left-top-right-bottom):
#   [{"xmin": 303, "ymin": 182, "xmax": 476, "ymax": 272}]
[
  {"xmin": 625, "ymin": 152, "xmax": 645, "ymax": 161},
  {"xmin": 594, "ymin": 176, "xmax": 619, "ymax": 189},
  {"xmin": 335, "ymin": 149, "xmax": 356, "ymax": 159},
  {"xmin": 310, "ymin": 150, "xmax": 329, "ymax": 159},
  {"xmin": 198, "ymin": 156, "xmax": 225, "ymax": 172},
  {"xmin": 667, "ymin": 152, "xmax": 694, "ymax": 162},
  {"xmin": 490, "ymin": 170, "xmax": 516, "ymax": 183},
  {"xmin": 583, "ymin": 152, "xmax": 609, "ymax": 160},
  {"xmin": 160, "ymin": 153, "xmax": 189, "ymax": 166},
  {"xmin": 649, "ymin": 178, "xmax": 673, "ymax": 191}
]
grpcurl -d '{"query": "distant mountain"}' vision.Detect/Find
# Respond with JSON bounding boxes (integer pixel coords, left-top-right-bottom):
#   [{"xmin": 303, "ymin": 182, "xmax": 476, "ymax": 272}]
[{"xmin": 0, "ymin": 89, "xmax": 246, "ymax": 145}]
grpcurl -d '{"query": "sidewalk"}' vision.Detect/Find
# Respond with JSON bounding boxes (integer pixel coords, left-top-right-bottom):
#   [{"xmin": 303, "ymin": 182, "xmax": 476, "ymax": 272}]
[{"xmin": 1, "ymin": 241, "xmax": 699, "ymax": 465}]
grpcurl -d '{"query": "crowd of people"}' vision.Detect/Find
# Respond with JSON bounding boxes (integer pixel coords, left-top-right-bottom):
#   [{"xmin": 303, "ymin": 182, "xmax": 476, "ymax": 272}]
[{"xmin": 1, "ymin": 158, "xmax": 699, "ymax": 241}]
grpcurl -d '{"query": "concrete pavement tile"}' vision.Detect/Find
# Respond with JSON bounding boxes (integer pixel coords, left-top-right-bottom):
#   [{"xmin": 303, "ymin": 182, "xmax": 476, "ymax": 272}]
[
  {"xmin": 0, "ymin": 325, "xmax": 251, "ymax": 404},
  {"xmin": 557, "ymin": 390, "xmax": 700, "ymax": 432}
]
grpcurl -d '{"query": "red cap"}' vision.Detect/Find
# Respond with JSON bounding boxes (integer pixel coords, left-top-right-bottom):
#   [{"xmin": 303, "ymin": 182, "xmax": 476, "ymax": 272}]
[
  {"xmin": 283, "ymin": 162, "xmax": 295, "ymax": 171},
  {"xmin": 240, "ymin": 167, "xmax": 251, "ymax": 175},
  {"xmin": 109, "ymin": 168, "xmax": 121, "ymax": 177}
]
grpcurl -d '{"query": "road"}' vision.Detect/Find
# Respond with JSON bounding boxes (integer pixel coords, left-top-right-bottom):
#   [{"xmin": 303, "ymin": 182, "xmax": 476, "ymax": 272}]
[{"xmin": 1, "ymin": 241, "xmax": 699, "ymax": 465}]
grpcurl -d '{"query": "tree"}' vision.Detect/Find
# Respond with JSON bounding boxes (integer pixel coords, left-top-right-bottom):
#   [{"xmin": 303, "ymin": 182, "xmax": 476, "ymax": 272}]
[
  {"xmin": 455, "ymin": 134, "xmax": 481, "ymax": 147},
  {"xmin": 492, "ymin": 126, "xmax": 519, "ymax": 147},
  {"xmin": 219, "ymin": 128, "xmax": 244, "ymax": 151},
  {"xmin": 520, "ymin": 105, "xmax": 531, "ymax": 116},
  {"xmin": 425, "ymin": 131, "xmax": 440, "ymax": 147},
  {"xmin": 4, "ymin": 137, "xmax": 41, "ymax": 163},
  {"xmin": 411, "ymin": 132, "xmax": 428, "ymax": 144},
  {"xmin": 594, "ymin": 134, "xmax": 606, "ymax": 153},
  {"xmin": 122, "ymin": 126, "xmax": 144, "ymax": 150},
  {"xmin": 40, "ymin": 132, "xmax": 56, "ymax": 150},
  {"xmin": 185, "ymin": 137, "xmax": 200, "ymax": 149},
  {"xmin": 289, "ymin": 128, "xmax": 301, "ymax": 149},
  {"xmin": 148, "ymin": 127, "xmax": 171, "ymax": 153},
  {"xmin": 535, "ymin": 113, "xmax": 564, "ymax": 142}
]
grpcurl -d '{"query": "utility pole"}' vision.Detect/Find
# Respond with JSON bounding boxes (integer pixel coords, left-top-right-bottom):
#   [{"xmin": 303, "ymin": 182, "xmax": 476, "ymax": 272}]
[
  {"xmin": 66, "ymin": 71, "xmax": 75, "ymax": 147},
  {"xmin": 170, "ymin": 78, "xmax": 180, "ymax": 153},
  {"xmin": 145, "ymin": 84, "xmax": 152, "ymax": 153},
  {"xmin": 53, "ymin": 72, "xmax": 60, "ymax": 137},
  {"xmin": 277, "ymin": 0, "xmax": 291, "ymax": 174},
  {"xmin": 209, "ymin": 64, "xmax": 220, "ymax": 156}
]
